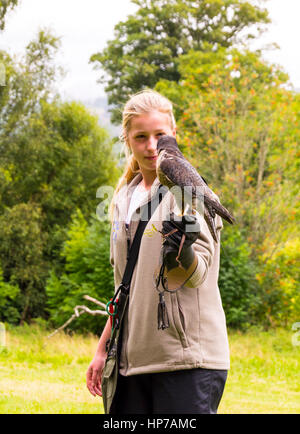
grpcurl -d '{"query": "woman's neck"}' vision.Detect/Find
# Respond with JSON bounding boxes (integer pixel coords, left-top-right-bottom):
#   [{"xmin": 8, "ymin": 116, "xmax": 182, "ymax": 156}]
[{"xmin": 140, "ymin": 170, "xmax": 157, "ymax": 190}]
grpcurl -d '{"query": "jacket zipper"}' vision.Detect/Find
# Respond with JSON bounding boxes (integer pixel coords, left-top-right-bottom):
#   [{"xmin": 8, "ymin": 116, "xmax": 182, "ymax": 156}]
[{"xmin": 124, "ymin": 222, "xmax": 130, "ymax": 373}]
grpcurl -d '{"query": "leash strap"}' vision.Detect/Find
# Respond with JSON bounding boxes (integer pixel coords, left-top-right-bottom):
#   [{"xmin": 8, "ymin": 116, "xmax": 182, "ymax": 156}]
[{"xmin": 107, "ymin": 184, "xmax": 168, "ymax": 333}]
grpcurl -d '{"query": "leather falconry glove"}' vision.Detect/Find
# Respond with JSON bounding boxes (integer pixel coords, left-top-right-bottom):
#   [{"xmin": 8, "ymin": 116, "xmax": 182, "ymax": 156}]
[
  {"xmin": 161, "ymin": 212, "xmax": 201, "ymax": 271},
  {"xmin": 155, "ymin": 212, "xmax": 201, "ymax": 331}
]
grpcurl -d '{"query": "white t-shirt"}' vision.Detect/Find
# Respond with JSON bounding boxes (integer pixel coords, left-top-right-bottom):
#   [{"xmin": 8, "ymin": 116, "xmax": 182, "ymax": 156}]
[{"xmin": 126, "ymin": 182, "xmax": 149, "ymax": 225}]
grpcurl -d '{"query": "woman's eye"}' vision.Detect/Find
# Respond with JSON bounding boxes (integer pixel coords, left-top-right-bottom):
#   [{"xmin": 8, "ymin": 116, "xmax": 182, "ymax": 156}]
[
  {"xmin": 157, "ymin": 132, "xmax": 165, "ymax": 136},
  {"xmin": 136, "ymin": 135, "xmax": 145, "ymax": 139}
]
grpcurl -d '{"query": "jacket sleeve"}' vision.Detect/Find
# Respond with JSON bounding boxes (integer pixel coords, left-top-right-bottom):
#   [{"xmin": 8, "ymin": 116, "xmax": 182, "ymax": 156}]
[
  {"xmin": 164, "ymin": 192, "xmax": 223, "ymax": 290},
  {"xmin": 109, "ymin": 221, "xmax": 114, "ymax": 268},
  {"xmin": 109, "ymin": 209, "xmax": 116, "ymax": 268},
  {"xmin": 185, "ymin": 211, "xmax": 223, "ymax": 288}
]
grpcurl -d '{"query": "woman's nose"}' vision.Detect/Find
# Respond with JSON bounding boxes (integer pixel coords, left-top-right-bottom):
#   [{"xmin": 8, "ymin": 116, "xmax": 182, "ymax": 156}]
[{"xmin": 147, "ymin": 135, "xmax": 157, "ymax": 150}]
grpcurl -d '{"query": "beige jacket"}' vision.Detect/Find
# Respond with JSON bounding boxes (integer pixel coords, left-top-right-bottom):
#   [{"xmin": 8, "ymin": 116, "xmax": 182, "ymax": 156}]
[{"xmin": 110, "ymin": 173, "xmax": 230, "ymax": 375}]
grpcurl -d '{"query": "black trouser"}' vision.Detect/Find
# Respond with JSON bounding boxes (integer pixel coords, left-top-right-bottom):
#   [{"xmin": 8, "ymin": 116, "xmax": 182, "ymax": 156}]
[{"xmin": 110, "ymin": 368, "xmax": 227, "ymax": 414}]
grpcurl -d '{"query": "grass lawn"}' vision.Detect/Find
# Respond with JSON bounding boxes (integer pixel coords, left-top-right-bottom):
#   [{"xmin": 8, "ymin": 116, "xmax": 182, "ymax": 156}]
[
  {"xmin": 219, "ymin": 328, "xmax": 300, "ymax": 414},
  {"xmin": 0, "ymin": 323, "xmax": 299, "ymax": 414}
]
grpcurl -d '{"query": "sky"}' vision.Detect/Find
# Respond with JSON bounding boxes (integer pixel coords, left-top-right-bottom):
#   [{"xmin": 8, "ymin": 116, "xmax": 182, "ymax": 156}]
[{"xmin": 1, "ymin": 0, "xmax": 300, "ymax": 105}]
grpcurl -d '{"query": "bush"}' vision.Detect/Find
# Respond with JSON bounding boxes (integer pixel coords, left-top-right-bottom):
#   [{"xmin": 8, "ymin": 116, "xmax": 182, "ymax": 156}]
[
  {"xmin": 0, "ymin": 203, "xmax": 48, "ymax": 322},
  {"xmin": 219, "ymin": 226, "xmax": 260, "ymax": 329},
  {"xmin": 0, "ymin": 266, "xmax": 22, "ymax": 325},
  {"xmin": 256, "ymin": 238, "xmax": 300, "ymax": 327},
  {"xmin": 46, "ymin": 210, "xmax": 114, "ymax": 334}
]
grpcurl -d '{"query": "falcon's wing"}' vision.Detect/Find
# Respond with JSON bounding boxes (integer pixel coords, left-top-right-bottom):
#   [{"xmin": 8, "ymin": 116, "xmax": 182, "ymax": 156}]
[
  {"xmin": 159, "ymin": 154, "xmax": 206, "ymax": 191},
  {"xmin": 159, "ymin": 154, "xmax": 235, "ymax": 224}
]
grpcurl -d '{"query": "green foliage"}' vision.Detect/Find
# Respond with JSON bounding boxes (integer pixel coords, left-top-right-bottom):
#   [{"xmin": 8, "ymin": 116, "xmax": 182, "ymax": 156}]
[
  {"xmin": 156, "ymin": 46, "xmax": 300, "ymax": 328},
  {"xmin": 46, "ymin": 210, "xmax": 114, "ymax": 333},
  {"xmin": 0, "ymin": 203, "xmax": 48, "ymax": 322},
  {"xmin": 0, "ymin": 266, "xmax": 21, "ymax": 324},
  {"xmin": 0, "ymin": 28, "xmax": 119, "ymax": 324},
  {"xmin": 219, "ymin": 226, "xmax": 260, "ymax": 329},
  {"xmin": 0, "ymin": 30, "xmax": 63, "ymax": 139},
  {"xmin": 1, "ymin": 99, "xmax": 117, "ymax": 226},
  {"xmin": 90, "ymin": 0, "xmax": 270, "ymax": 123},
  {"xmin": 0, "ymin": 0, "xmax": 19, "ymax": 30},
  {"xmin": 256, "ymin": 238, "xmax": 300, "ymax": 327},
  {"xmin": 0, "ymin": 95, "xmax": 118, "ymax": 323},
  {"xmin": 157, "ymin": 46, "xmax": 299, "ymax": 249}
]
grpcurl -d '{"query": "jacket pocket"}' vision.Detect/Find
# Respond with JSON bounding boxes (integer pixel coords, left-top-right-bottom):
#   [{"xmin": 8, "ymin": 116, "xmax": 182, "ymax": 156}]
[{"xmin": 170, "ymin": 292, "xmax": 189, "ymax": 349}]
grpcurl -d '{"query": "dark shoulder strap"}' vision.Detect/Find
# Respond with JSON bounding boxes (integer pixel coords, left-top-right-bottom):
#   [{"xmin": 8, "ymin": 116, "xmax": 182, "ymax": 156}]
[
  {"xmin": 120, "ymin": 184, "xmax": 168, "ymax": 290},
  {"xmin": 107, "ymin": 184, "xmax": 167, "ymax": 355}
]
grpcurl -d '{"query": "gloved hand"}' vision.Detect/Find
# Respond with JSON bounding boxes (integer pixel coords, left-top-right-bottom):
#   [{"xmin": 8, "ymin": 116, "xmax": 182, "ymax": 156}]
[{"xmin": 161, "ymin": 212, "xmax": 201, "ymax": 271}]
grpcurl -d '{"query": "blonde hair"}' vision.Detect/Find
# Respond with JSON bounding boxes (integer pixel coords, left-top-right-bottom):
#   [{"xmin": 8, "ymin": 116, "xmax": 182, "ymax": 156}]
[{"xmin": 108, "ymin": 89, "xmax": 176, "ymax": 222}]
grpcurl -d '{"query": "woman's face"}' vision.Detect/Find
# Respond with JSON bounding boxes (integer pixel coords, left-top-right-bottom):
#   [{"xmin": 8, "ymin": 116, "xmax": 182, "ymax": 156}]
[{"xmin": 127, "ymin": 110, "xmax": 176, "ymax": 176}]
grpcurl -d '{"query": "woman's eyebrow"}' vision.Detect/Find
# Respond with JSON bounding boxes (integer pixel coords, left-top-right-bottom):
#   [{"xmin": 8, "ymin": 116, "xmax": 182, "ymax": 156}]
[
  {"xmin": 131, "ymin": 129, "xmax": 148, "ymax": 134},
  {"xmin": 134, "ymin": 129, "xmax": 166, "ymax": 134}
]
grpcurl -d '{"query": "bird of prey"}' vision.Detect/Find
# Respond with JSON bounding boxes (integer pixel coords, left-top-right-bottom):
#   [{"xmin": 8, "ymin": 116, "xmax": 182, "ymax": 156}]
[{"xmin": 156, "ymin": 135, "xmax": 235, "ymax": 243}]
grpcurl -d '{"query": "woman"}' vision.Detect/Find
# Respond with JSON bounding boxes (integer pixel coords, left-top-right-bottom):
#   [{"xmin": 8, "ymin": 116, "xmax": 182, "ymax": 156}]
[{"xmin": 86, "ymin": 89, "xmax": 230, "ymax": 414}]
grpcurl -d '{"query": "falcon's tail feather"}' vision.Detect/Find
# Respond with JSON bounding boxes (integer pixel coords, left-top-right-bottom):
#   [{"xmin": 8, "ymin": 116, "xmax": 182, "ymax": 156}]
[
  {"xmin": 199, "ymin": 194, "xmax": 235, "ymax": 225},
  {"xmin": 204, "ymin": 208, "xmax": 219, "ymax": 243}
]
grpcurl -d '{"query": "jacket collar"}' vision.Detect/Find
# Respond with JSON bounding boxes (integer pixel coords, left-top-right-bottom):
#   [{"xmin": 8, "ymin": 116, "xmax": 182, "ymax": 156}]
[{"xmin": 115, "ymin": 173, "xmax": 162, "ymax": 223}]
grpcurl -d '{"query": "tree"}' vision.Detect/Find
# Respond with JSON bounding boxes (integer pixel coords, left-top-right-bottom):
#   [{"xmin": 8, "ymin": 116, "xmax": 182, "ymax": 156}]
[
  {"xmin": 0, "ymin": 28, "xmax": 120, "ymax": 323},
  {"xmin": 0, "ymin": 264, "xmax": 21, "ymax": 324},
  {"xmin": 155, "ymin": 47, "xmax": 300, "ymax": 327},
  {"xmin": 0, "ymin": 0, "xmax": 19, "ymax": 30},
  {"xmin": 218, "ymin": 225, "xmax": 260, "ymax": 329},
  {"xmin": 156, "ymin": 47, "xmax": 299, "ymax": 257},
  {"xmin": 0, "ymin": 203, "xmax": 48, "ymax": 323},
  {"xmin": 0, "ymin": 29, "xmax": 63, "ymax": 143},
  {"xmin": 90, "ymin": 0, "xmax": 270, "ymax": 124},
  {"xmin": 0, "ymin": 98, "xmax": 119, "ymax": 322},
  {"xmin": 256, "ymin": 238, "xmax": 300, "ymax": 327},
  {"xmin": 0, "ymin": 29, "xmax": 119, "ymax": 248},
  {"xmin": 1, "ymin": 99, "xmax": 118, "ymax": 227},
  {"xmin": 46, "ymin": 210, "xmax": 114, "ymax": 334}
]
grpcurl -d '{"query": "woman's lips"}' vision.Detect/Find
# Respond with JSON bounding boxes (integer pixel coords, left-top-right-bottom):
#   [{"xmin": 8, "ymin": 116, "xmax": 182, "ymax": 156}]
[{"xmin": 145, "ymin": 156, "xmax": 158, "ymax": 160}]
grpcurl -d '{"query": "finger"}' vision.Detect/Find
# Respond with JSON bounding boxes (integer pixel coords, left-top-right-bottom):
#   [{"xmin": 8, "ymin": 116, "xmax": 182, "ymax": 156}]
[
  {"xmin": 94, "ymin": 374, "xmax": 103, "ymax": 396},
  {"xmin": 94, "ymin": 385, "xmax": 102, "ymax": 397},
  {"xmin": 91, "ymin": 369, "xmax": 99, "ymax": 390},
  {"xmin": 86, "ymin": 366, "xmax": 92, "ymax": 381},
  {"xmin": 88, "ymin": 385, "xmax": 97, "ymax": 397},
  {"xmin": 86, "ymin": 367, "xmax": 97, "ymax": 396},
  {"xmin": 87, "ymin": 378, "xmax": 97, "ymax": 396}
]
